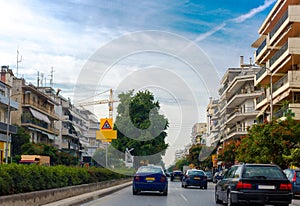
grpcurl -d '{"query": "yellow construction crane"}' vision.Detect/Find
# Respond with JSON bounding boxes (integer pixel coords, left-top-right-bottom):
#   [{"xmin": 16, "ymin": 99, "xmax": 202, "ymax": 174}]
[{"xmin": 77, "ymin": 89, "xmax": 119, "ymax": 118}]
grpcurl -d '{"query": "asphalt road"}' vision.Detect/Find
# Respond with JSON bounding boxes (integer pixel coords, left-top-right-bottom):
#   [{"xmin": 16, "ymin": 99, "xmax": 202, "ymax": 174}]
[{"xmin": 81, "ymin": 180, "xmax": 300, "ymax": 206}]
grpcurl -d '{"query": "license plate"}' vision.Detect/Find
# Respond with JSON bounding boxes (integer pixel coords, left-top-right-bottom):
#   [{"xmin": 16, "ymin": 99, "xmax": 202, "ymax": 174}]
[
  {"xmin": 146, "ymin": 177, "xmax": 155, "ymax": 181},
  {"xmin": 194, "ymin": 177, "xmax": 201, "ymax": 180},
  {"xmin": 258, "ymin": 185, "xmax": 275, "ymax": 190}
]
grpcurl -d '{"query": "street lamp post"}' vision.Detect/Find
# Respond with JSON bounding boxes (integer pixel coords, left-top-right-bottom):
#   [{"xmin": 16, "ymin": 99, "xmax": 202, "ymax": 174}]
[{"xmin": 5, "ymin": 88, "xmax": 11, "ymax": 164}]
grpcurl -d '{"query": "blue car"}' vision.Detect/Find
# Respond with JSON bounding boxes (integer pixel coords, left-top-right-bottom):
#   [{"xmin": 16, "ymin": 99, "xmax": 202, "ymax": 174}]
[
  {"xmin": 284, "ymin": 168, "xmax": 300, "ymax": 197},
  {"xmin": 132, "ymin": 165, "xmax": 168, "ymax": 195},
  {"xmin": 181, "ymin": 169, "xmax": 207, "ymax": 189}
]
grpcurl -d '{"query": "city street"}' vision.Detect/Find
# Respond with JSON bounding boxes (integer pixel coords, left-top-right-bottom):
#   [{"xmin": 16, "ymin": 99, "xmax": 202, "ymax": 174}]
[{"xmin": 81, "ymin": 180, "xmax": 300, "ymax": 206}]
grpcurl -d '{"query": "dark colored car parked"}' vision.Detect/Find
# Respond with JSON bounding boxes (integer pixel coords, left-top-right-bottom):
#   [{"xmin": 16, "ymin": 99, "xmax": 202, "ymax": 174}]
[
  {"xmin": 284, "ymin": 168, "xmax": 300, "ymax": 197},
  {"xmin": 171, "ymin": 170, "xmax": 183, "ymax": 181},
  {"xmin": 181, "ymin": 169, "xmax": 207, "ymax": 189},
  {"xmin": 205, "ymin": 171, "xmax": 213, "ymax": 182},
  {"xmin": 215, "ymin": 163, "xmax": 293, "ymax": 206},
  {"xmin": 132, "ymin": 165, "xmax": 168, "ymax": 196}
]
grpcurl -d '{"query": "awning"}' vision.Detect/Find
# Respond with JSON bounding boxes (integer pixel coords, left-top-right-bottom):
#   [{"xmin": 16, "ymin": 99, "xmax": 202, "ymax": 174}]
[
  {"xmin": 47, "ymin": 133, "xmax": 56, "ymax": 140},
  {"xmin": 79, "ymin": 139, "xmax": 89, "ymax": 147},
  {"xmin": 72, "ymin": 125, "xmax": 81, "ymax": 134},
  {"xmin": 29, "ymin": 108, "xmax": 50, "ymax": 124},
  {"xmin": 256, "ymin": 104, "xmax": 269, "ymax": 117},
  {"xmin": 68, "ymin": 109, "xmax": 82, "ymax": 120}
]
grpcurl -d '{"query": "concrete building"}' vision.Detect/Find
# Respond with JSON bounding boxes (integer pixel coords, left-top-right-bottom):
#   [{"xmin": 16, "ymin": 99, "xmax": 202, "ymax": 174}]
[
  {"xmin": 191, "ymin": 122, "xmax": 207, "ymax": 145},
  {"xmin": 206, "ymin": 98, "xmax": 220, "ymax": 146},
  {"xmin": 80, "ymin": 109, "xmax": 101, "ymax": 157},
  {"xmin": 207, "ymin": 57, "xmax": 262, "ymax": 146},
  {"xmin": 252, "ymin": 0, "xmax": 300, "ymax": 121},
  {"xmin": 10, "ymin": 78, "xmax": 59, "ymax": 145},
  {"xmin": 0, "ymin": 66, "xmax": 18, "ymax": 163}
]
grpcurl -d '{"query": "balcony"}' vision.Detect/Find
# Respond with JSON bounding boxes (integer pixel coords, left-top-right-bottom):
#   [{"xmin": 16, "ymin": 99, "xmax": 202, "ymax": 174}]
[
  {"xmin": 23, "ymin": 99, "xmax": 58, "ymax": 119},
  {"xmin": 227, "ymin": 90, "xmax": 262, "ymax": 109},
  {"xmin": 0, "ymin": 94, "xmax": 19, "ymax": 110},
  {"xmin": 0, "ymin": 121, "xmax": 17, "ymax": 134},
  {"xmin": 270, "ymin": 42, "xmax": 288, "ymax": 67},
  {"xmin": 21, "ymin": 116, "xmax": 59, "ymax": 135},
  {"xmin": 269, "ymin": 10, "xmax": 289, "ymax": 40},
  {"xmin": 273, "ymin": 103, "xmax": 300, "ymax": 120},
  {"xmin": 226, "ymin": 126, "xmax": 247, "ymax": 140},
  {"xmin": 226, "ymin": 107, "xmax": 258, "ymax": 126},
  {"xmin": 269, "ymin": 6, "xmax": 300, "ymax": 45},
  {"xmin": 256, "ymin": 38, "xmax": 267, "ymax": 58}
]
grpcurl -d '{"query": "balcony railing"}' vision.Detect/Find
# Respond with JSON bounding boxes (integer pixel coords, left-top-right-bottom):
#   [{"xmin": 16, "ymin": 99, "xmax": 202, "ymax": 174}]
[
  {"xmin": 257, "ymin": 92, "xmax": 266, "ymax": 104},
  {"xmin": 273, "ymin": 73, "xmax": 288, "ymax": 93},
  {"xmin": 269, "ymin": 10, "xmax": 288, "ymax": 39},
  {"xmin": 23, "ymin": 100, "xmax": 56, "ymax": 117},
  {"xmin": 270, "ymin": 42, "xmax": 288, "ymax": 67},
  {"xmin": 21, "ymin": 116, "xmax": 59, "ymax": 134},
  {"xmin": 0, "ymin": 122, "xmax": 17, "ymax": 134},
  {"xmin": 256, "ymin": 66, "xmax": 266, "ymax": 80},
  {"xmin": 256, "ymin": 38, "xmax": 267, "ymax": 57}
]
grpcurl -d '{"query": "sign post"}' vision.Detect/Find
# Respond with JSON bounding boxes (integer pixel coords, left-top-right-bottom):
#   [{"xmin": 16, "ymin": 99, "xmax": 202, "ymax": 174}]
[{"xmin": 96, "ymin": 118, "xmax": 117, "ymax": 167}]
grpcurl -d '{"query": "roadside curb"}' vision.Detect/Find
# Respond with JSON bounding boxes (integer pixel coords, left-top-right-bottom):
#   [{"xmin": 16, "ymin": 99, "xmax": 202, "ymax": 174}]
[{"xmin": 42, "ymin": 181, "xmax": 132, "ymax": 206}]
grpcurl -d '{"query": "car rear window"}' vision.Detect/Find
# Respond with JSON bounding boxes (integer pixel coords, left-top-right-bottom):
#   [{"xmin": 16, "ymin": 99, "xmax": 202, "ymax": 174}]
[
  {"xmin": 188, "ymin": 170, "xmax": 205, "ymax": 176},
  {"xmin": 137, "ymin": 167, "xmax": 163, "ymax": 174},
  {"xmin": 243, "ymin": 165, "xmax": 286, "ymax": 179},
  {"xmin": 296, "ymin": 171, "xmax": 300, "ymax": 178}
]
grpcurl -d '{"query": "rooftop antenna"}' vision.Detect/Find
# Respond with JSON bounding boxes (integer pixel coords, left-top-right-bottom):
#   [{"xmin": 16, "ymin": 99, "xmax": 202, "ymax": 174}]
[
  {"xmin": 41, "ymin": 73, "xmax": 44, "ymax": 87},
  {"xmin": 50, "ymin": 67, "xmax": 54, "ymax": 88},
  {"xmin": 37, "ymin": 71, "xmax": 40, "ymax": 87},
  {"xmin": 17, "ymin": 50, "xmax": 22, "ymax": 77}
]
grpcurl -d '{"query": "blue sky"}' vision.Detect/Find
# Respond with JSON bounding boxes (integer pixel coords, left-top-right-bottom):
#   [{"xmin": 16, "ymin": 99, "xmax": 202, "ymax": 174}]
[{"xmin": 0, "ymin": 0, "xmax": 276, "ymax": 166}]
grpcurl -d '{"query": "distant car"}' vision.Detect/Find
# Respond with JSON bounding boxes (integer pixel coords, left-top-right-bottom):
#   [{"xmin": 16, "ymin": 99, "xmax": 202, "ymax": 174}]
[
  {"xmin": 132, "ymin": 165, "xmax": 168, "ymax": 196},
  {"xmin": 284, "ymin": 168, "xmax": 300, "ymax": 197},
  {"xmin": 215, "ymin": 163, "xmax": 293, "ymax": 206},
  {"xmin": 171, "ymin": 170, "xmax": 183, "ymax": 181},
  {"xmin": 181, "ymin": 169, "xmax": 207, "ymax": 189},
  {"xmin": 213, "ymin": 171, "xmax": 223, "ymax": 183},
  {"xmin": 205, "ymin": 171, "xmax": 213, "ymax": 182}
]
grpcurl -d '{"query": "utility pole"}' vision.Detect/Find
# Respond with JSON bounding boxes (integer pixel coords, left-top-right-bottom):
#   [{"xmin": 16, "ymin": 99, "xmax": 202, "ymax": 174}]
[{"xmin": 5, "ymin": 88, "xmax": 11, "ymax": 164}]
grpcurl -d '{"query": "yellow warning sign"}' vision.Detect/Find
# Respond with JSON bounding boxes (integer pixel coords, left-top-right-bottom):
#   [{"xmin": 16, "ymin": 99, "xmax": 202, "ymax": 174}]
[
  {"xmin": 96, "ymin": 130, "xmax": 117, "ymax": 140},
  {"xmin": 100, "ymin": 118, "xmax": 113, "ymax": 130}
]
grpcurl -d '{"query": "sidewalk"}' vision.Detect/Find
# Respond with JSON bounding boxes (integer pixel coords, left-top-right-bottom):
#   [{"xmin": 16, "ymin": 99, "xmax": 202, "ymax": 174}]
[{"xmin": 42, "ymin": 181, "xmax": 132, "ymax": 206}]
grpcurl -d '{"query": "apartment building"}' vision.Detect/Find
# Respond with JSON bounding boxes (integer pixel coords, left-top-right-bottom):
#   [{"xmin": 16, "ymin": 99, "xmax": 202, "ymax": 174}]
[
  {"xmin": 81, "ymin": 109, "xmax": 101, "ymax": 157},
  {"xmin": 206, "ymin": 98, "xmax": 220, "ymax": 146},
  {"xmin": 207, "ymin": 57, "xmax": 262, "ymax": 146},
  {"xmin": 0, "ymin": 66, "xmax": 18, "ymax": 163},
  {"xmin": 10, "ymin": 78, "xmax": 59, "ymax": 145},
  {"xmin": 191, "ymin": 122, "xmax": 207, "ymax": 145},
  {"xmin": 252, "ymin": 0, "xmax": 300, "ymax": 121}
]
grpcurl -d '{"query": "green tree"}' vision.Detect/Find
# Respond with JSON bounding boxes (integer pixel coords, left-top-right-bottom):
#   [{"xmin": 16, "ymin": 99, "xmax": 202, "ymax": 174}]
[
  {"xmin": 175, "ymin": 157, "xmax": 189, "ymax": 171},
  {"xmin": 186, "ymin": 144, "xmax": 202, "ymax": 167},
  {"xmin": 112, "ymin": 90, "xmax": 169, "ymax": 168},
  {"xmin": 236, "ymin": 117, "xmax": 300, "ymax": 168},
  {"xmin": 11, "ymin": 126, "xmax": 30, "ymax": 156}
]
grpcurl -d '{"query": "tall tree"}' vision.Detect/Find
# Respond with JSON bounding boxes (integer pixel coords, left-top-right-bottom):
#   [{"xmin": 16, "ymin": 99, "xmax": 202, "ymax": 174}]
[
  {"xmin": 112, "ymin": 90, "xmax": 169, "ymax": 167},
  {"xmin": 11, "ymin": 126, "xmax": 30, "ymax": 156}
]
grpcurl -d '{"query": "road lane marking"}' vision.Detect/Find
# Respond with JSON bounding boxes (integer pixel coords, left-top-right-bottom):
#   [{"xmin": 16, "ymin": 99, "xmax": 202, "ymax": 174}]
[{"xmin": 180, "ymin": 194, "xmax": 188, "ymax": 202}]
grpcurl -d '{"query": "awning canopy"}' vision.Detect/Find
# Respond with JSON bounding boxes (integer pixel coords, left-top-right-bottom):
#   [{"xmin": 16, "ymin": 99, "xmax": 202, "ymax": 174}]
[
  {"xmin": 29, "ymin": 108, "xmax": 50, "ymax": 124},
  {"xmin": 68, "ymin": 109, "xmax": 82, "ymax": 120}
]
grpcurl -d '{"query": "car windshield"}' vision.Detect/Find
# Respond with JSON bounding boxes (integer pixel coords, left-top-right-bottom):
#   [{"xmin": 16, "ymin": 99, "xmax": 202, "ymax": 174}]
[
  {"xmin": 137, "ymin": 167, "xmax": 163, "ymax": 174},
  {"xmin": 187, "ymin": 170, "xmax": 205, "ymax": 176},
  {"xmin": 243, "ymin": 165, "xmax": 286, "ymax": 179}
]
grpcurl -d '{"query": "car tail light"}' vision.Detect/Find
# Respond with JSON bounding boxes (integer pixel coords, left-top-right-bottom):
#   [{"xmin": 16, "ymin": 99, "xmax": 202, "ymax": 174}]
[
  {"xmin": 160, "ymin": 176, "xmax": 166, "ymax": 182},
  {"xmin": 236, "ymin": 181, "xmax": 252, "ymax": 189},
  {"xmin": 279, "ymin": 183, "xmax": 292, "ymax": 191},
  {"xmin": 134, "ymin": 176, "xmax": 140, "ymax": 181},
  {"xmin": 292, "ymin": 172, "xmax": 297, "ymax": 182}
]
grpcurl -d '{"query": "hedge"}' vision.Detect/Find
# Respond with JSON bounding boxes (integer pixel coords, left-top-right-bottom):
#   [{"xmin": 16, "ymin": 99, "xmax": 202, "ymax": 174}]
[{"xmin": 0, "ymin": 164, "xmax": 127, "ymax": 196}]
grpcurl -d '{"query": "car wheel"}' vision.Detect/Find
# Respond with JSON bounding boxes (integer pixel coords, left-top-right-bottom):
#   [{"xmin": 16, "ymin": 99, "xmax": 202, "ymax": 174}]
[
  {"xmin": 215, "ymin": 191, "xmax": 222, "ymax": 204},
  {"xmin": 133, "ymin": 190, "xmax": 138, "ymax": 195},
  {"xmin": 162, "ymin": 188, "xmax": 168, "ymax": 196},
  {"xmin": 181, "ymin": 183, "xmax": 184, "ymax": 188},
  {"xmin": 204, "ymin": 184, "xmax": 207, "ymax": 190},
  {"xmin": 227, "ymin": 191, "xmax": 236, "ymax": 206}
]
